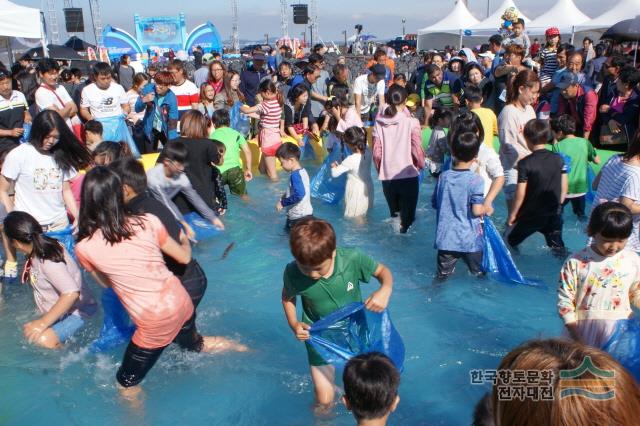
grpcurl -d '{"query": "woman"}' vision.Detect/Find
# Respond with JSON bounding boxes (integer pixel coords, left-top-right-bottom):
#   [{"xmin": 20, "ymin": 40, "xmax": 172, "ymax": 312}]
[
  {"xmin": 126, "ymin": 73, "xmax": 149, "ymax": 155},
  {"xmin": 135, "ymin": 70, "xmax": 179, "ymax": 153},
  {"xmin": 373, "ymin": 85, "xmax": 424, "ymax": 233},
  {"xmin": 197, "ymin": 83, "xmax": 216, "ymax": 120},
  {"xmin": 206, "ymin": 60, "xmax": 226, "ymax": 97},
  {"xmin": 491, "ymin": 44, "xmax": 527, "ymax": 115},
  {"xmin": 276, "ymin": 61, "xmax": 295, "ymax": 100},
  {"xmin": 0, "ymin": 110, "xmax": 91, "ymax": 278},
  {"xmin": 498, "ymin": 69, "xmax": 539, "ymax": 216},
  {"xmin": 213, "ymin": 70, "xmax": 245, "ymax": 111},
  {"xmin": 600, "ymin": 66, "xmax": 640, "ymax": 150},
  {"xmin": 284, "ymin": 84, "xmax": 311, "ymax": 145},
  {"xmin": 75, "ymin": 167, "xmax": 246, "ymax": 402},
  {"xmin": 457, "ymin": 63, "xmax": 493, "ymax": 109}
]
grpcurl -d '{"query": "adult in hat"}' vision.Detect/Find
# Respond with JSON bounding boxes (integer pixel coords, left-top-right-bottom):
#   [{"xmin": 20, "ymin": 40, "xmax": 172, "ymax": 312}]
[
  {"xmin": 556, "ymin": 72, "xmax": 598, "ymax": 139},
  {"xmin": 239, "ymin": 52, "xmax": 269, "ymax": 106},
  {"xmin": 194, "ymin": 53, "xmax": 214, "ymax": 88},
  {"xmin": 353, "ymin": 64, "xmax": 387, "ymax": 122}
]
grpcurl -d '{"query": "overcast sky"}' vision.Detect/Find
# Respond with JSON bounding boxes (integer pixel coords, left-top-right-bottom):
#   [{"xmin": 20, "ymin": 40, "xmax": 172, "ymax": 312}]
[{"xmin": 18, "ymin": 0, "xmax": 612, "ymax": 43}]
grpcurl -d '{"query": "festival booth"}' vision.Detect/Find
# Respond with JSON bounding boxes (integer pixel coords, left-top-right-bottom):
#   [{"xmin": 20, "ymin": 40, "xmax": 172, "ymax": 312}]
[
  {"xmin": 467, "ymin": 0, "xmax": 529, "ymax": 36},
  {"xmin": 0, "ymin": 0, "xmax": 46, "ymax": 63},
  {"xmin": 576, "ymin": 0, "xmax": 640, "ymax": 31},
  {"xmin": 526, "ymin": 0, "xmax": 591, "ymax": 41},
  {"xmin": 102, "ymin": 25, "xmax": 144, "ymax": 60},
  {"xmin": 416, "ymin": 1, "xmax": 483, "ymax": 51}
]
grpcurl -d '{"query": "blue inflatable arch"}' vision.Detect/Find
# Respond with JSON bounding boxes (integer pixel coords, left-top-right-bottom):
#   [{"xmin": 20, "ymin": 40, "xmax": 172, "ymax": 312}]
[
  {"xmin": 102, "ymin": 25, "xmax": 143, "ymax": 60},
  {"xmin": 185, "ymin": 22, "xmax": 223, "ymax": 54}
]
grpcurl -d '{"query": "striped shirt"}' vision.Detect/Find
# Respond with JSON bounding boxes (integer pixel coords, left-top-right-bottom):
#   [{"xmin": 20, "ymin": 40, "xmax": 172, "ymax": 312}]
[
  {"xmin": 256, "ymin": 99, "xmax": 282, "ymax": 129},
  {"xmin": 539, "ymin": 48, "xmax": 559, "ymax": 84},
  {"xmin": 170, "ymin": 79, "xmax": 199, "ymax": 117},
  {"xmin": 0, "ymin": 90, "xmax": 27, "ymax": 147},
  {"xmin": 594, "ymin": 154, "xmax": 640, "ymax": 251}
]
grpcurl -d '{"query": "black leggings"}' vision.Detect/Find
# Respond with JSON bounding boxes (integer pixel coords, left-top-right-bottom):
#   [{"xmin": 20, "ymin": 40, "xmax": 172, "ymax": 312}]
[{"xmin": 381, "ymin": 176, "xmax": 420, "ymax": 232}]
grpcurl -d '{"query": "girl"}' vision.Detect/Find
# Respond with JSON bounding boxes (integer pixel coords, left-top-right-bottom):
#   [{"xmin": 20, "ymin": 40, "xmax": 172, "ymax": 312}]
[
  {"xmin": 425, "ymin": 108, "xmax": 453, "ymax": 175},
  {"xmin": 213, "ymin": 70, "xmax": 245, "ymax": 112},
  {"xmin": 75, "ymin": 167, "xmax": 246, "ymax": 400},
  {"xmin": 330, "ymin": 126, "xmax": 374, "ymax": 218},
  {"xmin": 284, "ymin": 84, "xmax": 311, "ymax": 146},
  {"xmin": 126, "ymin": 73, "xmax": 149, "ymax": 155},
  {"xmin": 558, "ymin": 202, "xmax": 640, "ymax": 348},
  {"xmin": 0, "ymin": 110, "xmax": 91, "ymax": 278},
  {"xmin": 197, "ymin": 83, "xmax": 216, "ymax": 120},
  {"xmin": 241, "ymin": 80, "xmax": 283, "ymax": 181},
  {"xmin": 135, "ymin": 71, "xmax": 179, "ymax": 153},
  {"xmin": 321, "ymin": 94, "xmax": 362, "ymax": 152},
  {"xmin": 4, "ymin": 211, "xmax": 96, "ymax": 349},
  {"xmin": 538, "ymin": 27, "xmax": 561, "ymax": 86},
  {"xmin": 373, "ymin": 84, "xmax": 424, "ymax": 233}
]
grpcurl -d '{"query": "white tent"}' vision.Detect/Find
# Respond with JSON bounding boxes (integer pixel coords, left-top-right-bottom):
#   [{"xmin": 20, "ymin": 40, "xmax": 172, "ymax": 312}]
[
  {"xmin": 576, "ymin": 0, "xmax": 640, "ymax": 30},
  {"xmin": 526, "ymin": 0, "xmax": 591, "ymax": 35},
  {"xmin": 469, "ymin": 0, "xmax": 530, "ymax": 35},
  {"xmin": 0, "ymin": 0, "xmax": 42, "ymax": 39},
  {"xmin": 417, "ymin": 1, "xmax": 480, "ymax": 50}
]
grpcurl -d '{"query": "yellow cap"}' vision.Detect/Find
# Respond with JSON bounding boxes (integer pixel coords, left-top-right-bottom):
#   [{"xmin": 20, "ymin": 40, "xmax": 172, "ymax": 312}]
[{"xmin": 406, "ymin": 94, "xmax": 421, "ymax": 108}]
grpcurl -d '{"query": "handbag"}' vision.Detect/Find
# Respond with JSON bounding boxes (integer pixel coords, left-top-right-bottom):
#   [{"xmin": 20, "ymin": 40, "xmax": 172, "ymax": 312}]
[{"xmin": 599, "ymin": 123, "xmax": 629, "ymax": 146}]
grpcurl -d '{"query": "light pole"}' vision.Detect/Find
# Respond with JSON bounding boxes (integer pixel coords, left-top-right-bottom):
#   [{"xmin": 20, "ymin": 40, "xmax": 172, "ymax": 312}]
[
  {"xmin": 486, "ymin": 0, "xmax": 490, "ymax": 18},
  {"xmin": 265, "ymin": 33, "xmax": 269, "ymax": 45},
  {"xmin": 342, "ymin": 30, "xmax": 347, "ymax": 51},
  {"xmin": 402, "ymin": 18, "xmax": 406, "ymax": 37}
]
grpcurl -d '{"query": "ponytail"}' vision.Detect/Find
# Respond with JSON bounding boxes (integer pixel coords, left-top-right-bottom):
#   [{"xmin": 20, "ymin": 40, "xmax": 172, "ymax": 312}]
[
  {"xmin": 506, "ymin": 69, "xmax": 539, "ymax": 105},
  {"xmin": 343, "ymin": 126, "xmax": 367, "ymax": 152},
  {"xmin": 3, "ymin": 211, "xmax": 65, "ymax": 263},
  {"xmin": 383, "ymin": 84, "xmax": 408, "ymax": 117}
]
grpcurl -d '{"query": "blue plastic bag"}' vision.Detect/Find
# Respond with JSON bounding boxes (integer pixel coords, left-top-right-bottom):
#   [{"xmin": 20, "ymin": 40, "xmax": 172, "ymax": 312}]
[
  {"xmin": 183, "ymin": 211, "xmax": 222, "ymax": 241},
  {"xmin": 45, "ymin": 226, "xmax": 76, "ymax": 259},
  {"xmin": 602, "ymin": 319, "xmax": 640, "ymax": 382},
  {"xmin": 300, "ymin": 134, "xmax": 316, "ymax": 161},
  {"xmin": 97, "ymin": 115, "xmax": 141, "ymax": 158},
  {"xmin": 20, "ymin": 122, "xmax": 31, "ymax": 144},
  {"xmin": 310, "ymin": 143, "xmax": 347, "ymax": 204},
  {"xmin": 482, "ymin": 218, "xmax": 542, "ymax": 286},
  {"xmin": 586, "ymin": 166, "xmax": 596, "ymax": 204},
  {"xmin": 90, "ymin": 288, "xmax": 135, "ymax": 353},
  {"xmin": 230, "ymin": 101, "xmax": 250, "ymax": 137},
  {"xmin": 309, "ymin": 302, "xmax": 405, "ymax": 371}
]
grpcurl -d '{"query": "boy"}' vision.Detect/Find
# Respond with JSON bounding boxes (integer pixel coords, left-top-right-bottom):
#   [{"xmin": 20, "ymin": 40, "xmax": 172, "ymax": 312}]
[
  {"xmin": 281, "ymin": 218, "xmax": 394, "ymax": 411},
  {"xmin": 466, "ymin": 86, "xmax": 498, "ymax": 151},
  {"xmin": 507, "ymin": 119, "xmax": 568, "ymax": 253},
  {"xmin": 79, "ymin": 62, "xmax": 130, "ymax": 123},
  {"xmin": 147, "ymin": 140, "xmax": 224, "ymax": 238},
  {"xmin": 275, "ymin": 143, "xmax": 313, "ymax": 230},
  {"xmin": 84, "ymin": 120, "xmax": 103, "ymax": 151},
  {"xmin": 433, "ymin": 132, "xmax": 486, "ymax": 279},
  {"xmin": 210, "ymin": 109, "xmax": 253, "ymax": 199},
  {"xmin": 503, "ymin": 18, "xmax": 531, "ymax": 58},
  {"xmin": 343, "ymin": 352, "xmax": 400, "ymax": 426},
  {"xmin": 550, "ymin": 114, "xmax": 600, "ymax": 219}
]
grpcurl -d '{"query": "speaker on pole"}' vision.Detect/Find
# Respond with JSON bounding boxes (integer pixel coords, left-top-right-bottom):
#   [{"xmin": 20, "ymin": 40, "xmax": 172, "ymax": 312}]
[
  {"xmin": 64, "ymin": 8, "xmax": 85, "ymax": 33},
  {"xmin": 292, "ymin": 4, "xmax": 308, "ymax": 25}
]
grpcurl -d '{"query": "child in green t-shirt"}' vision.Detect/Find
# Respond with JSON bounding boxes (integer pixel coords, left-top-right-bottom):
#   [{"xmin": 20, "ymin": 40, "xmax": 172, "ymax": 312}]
[
  {"xmin": 281, "ymin": 218, "xmax": 393, "ymax": 414},
  {"xmin": 550, "ymin": 114, "xmax": 600, "ymax": 219}
]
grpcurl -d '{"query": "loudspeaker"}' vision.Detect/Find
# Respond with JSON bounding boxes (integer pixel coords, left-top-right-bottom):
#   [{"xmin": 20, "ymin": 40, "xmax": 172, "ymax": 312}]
[
  {"xmin": 64, "ymin": 8, "xmax": 84, "ymax": 33},
  {"xmin": 292, "ymin": 4, "xmax": 308, "ymax": 25}
]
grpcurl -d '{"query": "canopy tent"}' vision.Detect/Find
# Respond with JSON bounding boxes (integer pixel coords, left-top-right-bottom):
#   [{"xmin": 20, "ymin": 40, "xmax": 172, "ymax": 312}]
[
  {"xmin": 417, "ymin": 1, "xmax": 480, "ymax": 50},
  {"xmin": 0, "ymin": 0, "xmax": 46, "ymax": 63},
  {"xmin": 468, "ymin": 0, "xmax": 530, "ymax": 35},
  {"xmin": 526, "ymin": 0, "xmax": 591, "ymax": 35},
  {"xmin": 24, "ymin": 44, "xmax": 84, "ymax": 61},
  {"xmin": 64, "ymin": 36, "xmax": 96, "ymax": 52},
  {"xmin": 576, "ymin": 0, "xmax": 640, "ymax": 30}
]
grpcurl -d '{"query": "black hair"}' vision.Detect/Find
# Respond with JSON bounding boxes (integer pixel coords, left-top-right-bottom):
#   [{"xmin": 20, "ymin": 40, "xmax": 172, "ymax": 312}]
[
  {"xmin": 610, "ymin": 55, "xmax": 629, "ymax": 69},
  {"xmin": 109, "ymin": 157, "xmax": 147, "ymax": 195},
  {"xmin": 259, "ymin": 79, "xmax": 277, "ymax": 94},
  {"xmin": 595, "ymin": 43, "xmax": 606, "ymax": 58},
  {"xmin": 92, "ymin": 62, "xmax": 112, "ymax": 77},
  {"xmin": 307, "ymin": 53, "xmax": 323, "ymax": 65},
  {"xmin": 275, "ymin": 142, "xmax": 300, "ymax": 160},
  {"xmin": 332, "ymin": 63, "xmax": 347, "ymax": 77},
  {"xmin": 289, "ymin": 84, "xmax": 309, "ymax": 104},
  {"xmin": 550, "ymin": 114, "xmax": 577, "ymax": 136},
  {"xmin": 383, "ymin": 84, "xmax": 408, "ymax": 117},
  {"xmin": 393, "ymin": 73, "xmax": 406, "ymax": 82},
  {"xmin": 78, "ymin": 166, "xmax": 144, "ymax": 244},
  {"xmin": 211, "ymin": 139, "xmax": 226, "ymax": 166},
  {"xmin": 164, "ymin": 140, "xmax": 189, "ymax": 164},
  {"xmin": 449, "ymin": 111, "xmax": 485, "ymax": 147},
  {"xmin": 36, "ymin": 58, "xmax": 60, "ymax": 75},
  {"xmin": 523, "ymin": 118, "xmax": 552, "ymax": 146},
  {"xmin": 14, "ymin": 70, "xmax": 38, "ymax": 105},
  {"xmin": 60, "ymin": 69, "xmax": 73, "ymax": 82},
  {"xmin": 325, "ymin": 92, "xmax": 350, "ymax": 109},
  {"xmin": 464, "ymin": 85, "xmax": 483, "ymax": 104},
  {"xmin": 514, "ymin": 18, "xmax": 525, "ymax": 27},
  {"xmin": 212, "ymin": 108, "xmax": 231, "ymax": 127},
  {"xmin": 93, "ymin": 141, "xmax": 133, "ymax": 164},
  {"xmin": 587, "ymin": 201, "xmax": 633, "ymax": 239},
  {"xmin": 312, "ymin": 44, "xmax": 324, "ymax": 53},
  {"xmin": 30, "ymin": 110, "xmax": 92, "ymax": 172},
  {"xmin": 70, "ymin": 68, "xmax": 82, "ymax": 79},
  {"xmin": 84, "ymin": 120, "xmax": 103, "ymax": 136},
  {"xmin": 343, "ymin": 126, "xmax": 367, "ymax": 152},
  {"xmin": 302, "ymin": 64, "xmax": 317, "ymax": 76},
  {"xmin": 429, "ymin": 107, "xmax": 453, "ymax": 128},
  {"xmin": 3, "ymin": 211, "xmax": 65, "ymax": 263},
  {"xmin": 489, "ymin": 34, "xmax": 503, "ymax": 46},
  {"xmin": 343, "ymin": 352, "xmax": 400, "ymax": 422},
  {"xmin": 583, "ymin": 37, "xmax": 593, "ymax": 44},
  {"xmin": 618, "ymin": 66, "xmax": 640, "ymax": 88},
  {"xmin": 426, "ymin": 63, "xmax": 442, "ymax": 76},
  {"xmin": 451, "ymin": 132, "xmax": 481, "ymax": 162},
  {"xmin": 278, "ymin": 61, "xmax": 292, "ymax": 71}
]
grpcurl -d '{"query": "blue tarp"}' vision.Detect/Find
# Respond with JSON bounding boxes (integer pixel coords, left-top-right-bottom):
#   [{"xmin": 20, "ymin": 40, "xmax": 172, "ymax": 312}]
[
  {"xmin": 97, "ymin": 115, "xmax": 141, "ymax": 158},
  {"xmin": 45, "ymin": 226, "xmax": 76, "ymax": 259},
  {"xmin": 183, "ymin": 211, "xmax": 222, "ymax": 241},
  {"xmin": 230, "ymin": 101, "xmax": 250, "ymax": 137},
  {"xmin": 89, "ymin": 288, "xmax": 135, "ymax": 353},
  {"xmin": 300, "ymin": 134, "xmax": 315, "ymax": 161},
  {"xmin": 310, "ymin": 142, "xmax": 347, "ymax": 205},
  {"xmin": 309, "ymin": 302, "xmax": 405, "ymax": 371},
  {"xmin": 602, "ymin": 318, "xmax": 640, "ymax": 382}
]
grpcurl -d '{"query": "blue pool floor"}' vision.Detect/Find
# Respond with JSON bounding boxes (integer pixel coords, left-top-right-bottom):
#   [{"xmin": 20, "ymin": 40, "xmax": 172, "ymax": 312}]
[{"xmin": 0, "ymin": 164, "xmax": 594, "ymax": 426}]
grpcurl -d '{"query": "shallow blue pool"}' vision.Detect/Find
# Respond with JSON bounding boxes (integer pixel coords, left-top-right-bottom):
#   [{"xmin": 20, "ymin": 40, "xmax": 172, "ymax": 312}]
[{"xmin": 0, "ymin": 163, "xmax": 591, "ymax": 425}]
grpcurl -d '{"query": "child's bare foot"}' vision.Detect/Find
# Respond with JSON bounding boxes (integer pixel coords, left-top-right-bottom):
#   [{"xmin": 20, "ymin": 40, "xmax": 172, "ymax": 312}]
[
  {"xmin": 201, "ymin": 336, "xmax": 249, "ymax": 353},
  {"xmin": 118, "ymin": 384, "xmax": 144, "ymax": 410}
]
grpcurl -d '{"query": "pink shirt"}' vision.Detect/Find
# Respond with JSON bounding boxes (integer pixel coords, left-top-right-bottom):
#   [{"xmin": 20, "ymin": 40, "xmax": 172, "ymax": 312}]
[
  {"xmin": 373, "ymin": 108, "xmax": 424, "ymax": 180},
  {"xmin": 76, "ymin": 214, "xmax": 193, "ymax": 349},
  {"xmin": 337, "ymin": 107, "xmax": 364, "ymax": 133}
]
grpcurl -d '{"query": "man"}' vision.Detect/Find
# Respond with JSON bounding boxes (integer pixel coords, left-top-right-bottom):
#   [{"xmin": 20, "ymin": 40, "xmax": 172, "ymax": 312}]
[
  {"xmin": 566, "ymin": 52, "xmax": 587, "ymax": 83},
  {"xmin": 194, "ymin": 53, "xmax": 214, "ymax": 88},
  {"xmin": 117, "ymin": 54, "xmax": 136, "ymax": 91},
  {"xmin": 326, "ymin": 63, "xmax": 350, "ymax": 98},
  {"xmin": 408, "ymin": 53, "xmax": 432, "ymax": 95},
  {"xmin": 307, "ymin": 53, "xmax": 330, "ymax": 121},
  {"xmin": 556, "ymin": 72, "xmax": 598, "ymax": 140},
  {"xmin": 580, "ymin": 37, "xmax": 595, "ymax": 63},
  {"xmin": 353, "ymin": 64, "xmax": 386, "ymax": 122},
  {"xmin": 488, "ymin": 34, "xmax": 504, "ymax": 73},
  {"xmin": 584, "ymin": 44, "xmax": 607, "ymax": 90},
  {"xmin": 168, "ymin": 59, "xmax": 199, "ymax": 119},
  {"xmin": 297, "ymin": 65, "xmax": 321, "ymax": 134},
  {"xmin": 239, "ymin": 52, "xmax": 269, "ymax": 106},
  {"xmin": 421, "ymin": 64, "xmax": 457, "ymax": 124},
  {"xmin": 34, "ymin": 58, "xmax": 78, "ymax": 129},
  {"xmin": 367, "ymin": 49, "xmax": 394, "ymax": 87},
  {"xmin": 0, "ymin": 69, "xmax": 31, "ymax": 155},
  {"xmin": 192, "ymin": 46, "xmax": 203, "ymax": 70},
  {"xmin": 80, "ymin": 62, "xmax": 130, "ymax": 122},
  {"xmin": 478, "ymin": 52, "xmax": 495, "ymax": 76}
]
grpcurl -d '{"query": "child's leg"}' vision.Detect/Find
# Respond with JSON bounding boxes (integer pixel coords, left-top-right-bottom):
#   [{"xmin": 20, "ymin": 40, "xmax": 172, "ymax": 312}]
[
  {"xmin": 310, "ymin": 365, "xmax": 337, "ymax": 406},
  {"xmin": 461, "ymin": 251, "xmax": 484, "ymax": 276},
  {"xmin": 261, "ymin": 155, "xmax": 279, "ymax": 181},
  {"xmin": 397, "ymin": 176, "xmax": 420, "ymax": 232},
  {"xmin": 381, "ymin": 181, "xmax": 400, "ymax": 217},
  {"xmin": 116, "ymin": 340, "xmax": 166, "ymax": 390},
  {"xmin": 506, "ymin": 217, "xmax": 542, "ymax": 248},
  {"xmin": 570, "ymin": 196, "xmax": 586, "ymax": 218},
  {"xmin": 1, "ymin": 226, "xmax": 17, "ymax": 271},
  {"xmin": 541, "ymin": 215, "xmax": 567, "ymax": 256},
  {"xmin": 436, "ymin": 250, "xmax": 460, "ymax": 279}
]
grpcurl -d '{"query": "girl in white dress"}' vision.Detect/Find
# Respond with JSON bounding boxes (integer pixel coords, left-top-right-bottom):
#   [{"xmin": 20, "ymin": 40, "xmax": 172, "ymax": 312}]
[{"xmin": 330, "ymin": 126, "xmax": 374, "ymax": 217}]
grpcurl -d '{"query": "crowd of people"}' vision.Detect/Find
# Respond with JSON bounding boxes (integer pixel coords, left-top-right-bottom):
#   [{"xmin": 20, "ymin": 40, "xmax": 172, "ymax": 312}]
[{"xmin": 1, "ymin": 25, "xmax": 640, "ymax": 424}]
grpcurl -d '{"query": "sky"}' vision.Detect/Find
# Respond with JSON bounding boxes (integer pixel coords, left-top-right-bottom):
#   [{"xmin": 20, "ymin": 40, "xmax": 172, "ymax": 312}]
[{"xmin": 17, "ymin": 0, "xmax": 612, "ymax": 44}]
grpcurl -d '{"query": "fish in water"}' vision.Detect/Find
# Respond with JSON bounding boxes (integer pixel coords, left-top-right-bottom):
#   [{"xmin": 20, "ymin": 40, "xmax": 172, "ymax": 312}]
[{"xmin": 221, "ymin": 242, "xmax": 235, "ymax": 260}]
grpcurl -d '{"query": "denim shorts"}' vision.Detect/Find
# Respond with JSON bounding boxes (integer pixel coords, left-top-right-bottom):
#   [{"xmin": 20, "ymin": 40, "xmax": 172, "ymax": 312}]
[
  {"xmin": 503, "ymin": 168, "xmax": 519, "ymax": 200},
  {"xmin": 51, "ymin": 314, "xmax": 85, "ymax": 343}
]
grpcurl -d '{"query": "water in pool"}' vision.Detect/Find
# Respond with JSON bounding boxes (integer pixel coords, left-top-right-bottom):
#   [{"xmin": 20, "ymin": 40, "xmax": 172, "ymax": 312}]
[{"xmin": 0, "ymin": 163, "xmax": 590, "ymax": 425}]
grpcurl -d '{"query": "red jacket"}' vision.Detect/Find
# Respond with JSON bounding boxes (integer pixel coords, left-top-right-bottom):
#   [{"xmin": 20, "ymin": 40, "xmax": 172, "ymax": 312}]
[{"xmin": 558, "ymin": 85, "xmax": 598, "ymax": 134}]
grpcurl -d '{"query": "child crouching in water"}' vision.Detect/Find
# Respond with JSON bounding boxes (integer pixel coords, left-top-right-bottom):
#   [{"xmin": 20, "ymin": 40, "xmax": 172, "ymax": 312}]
[
  {"xmin": 4, "ymin": 211, "xmax": 96, "ymax": 348},
  {"xmin": 330, "ymin": 126, "xmax": 374, "ymax": 218},
  {"xmin": 281, "ymin": 218, "xmax": 393, "ymax": 413},
  {"xmin": 558, "ymin": 201, "xmax": 640, "ymax": 348}
]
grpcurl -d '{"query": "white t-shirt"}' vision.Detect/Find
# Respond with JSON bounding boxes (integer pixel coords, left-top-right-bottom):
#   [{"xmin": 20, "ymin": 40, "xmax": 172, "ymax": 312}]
[
  {"xmin": 2, "ymin": 143, "xmax": 77, "ymax": 224},
  {"xmin": 35, "ymin": 84, "xmax": 74, "ymax": 127},
  {"xmin": 471, "ymin": 144, "xmax": 505, "ymax": 197},
  {"xmin": 353, "ymin": 74, "xmax": 385, "ymax": 115},
  {"xmin": 80, "ymin": 82, "xmax": 128, "ymax": 119}
]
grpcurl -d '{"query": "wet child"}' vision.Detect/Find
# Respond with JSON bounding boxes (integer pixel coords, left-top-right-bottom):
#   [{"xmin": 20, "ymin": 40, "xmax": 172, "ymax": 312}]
[
  {"xmin": 559, "ymin": 202, "xmax": 640, "ymax": 348},
  {"xmin": 210, "ymin": 140, "xmax": 228, "ymax": 215},
  {"xmin": 465, "ymin": 86, "xmax": 498, "ymax": 151},
  {"xmin": 343, "ymin": 352, "xmax": 400, "ymax": 426},
  {"xmin": 330, "ymin": 127, "xmax": 374, "ymax": 218},
  {"xmin": 424, "ymin": 108, "xmax": 453, "ymax": 175},
  {"xmin": 281, "ymin": 218, "xmax": 393, "ymax": 412},
  {"xmin": 507, "ymin": 119, "xmax": 567, "ymax": 253},
  {"xmin": 275, "ymin": 143, "xmax": 313, "ymax": 231},
  {"xmin": 433, "ymin": 132, "xmax": 486, "ymax": 280},
  {"xmin": 4, "ymin": 211, "xmax": 96, "ymax": 348},
  {"xmin": 550, "ymin": 114, "xmax": 600, "ymax": 219}
]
